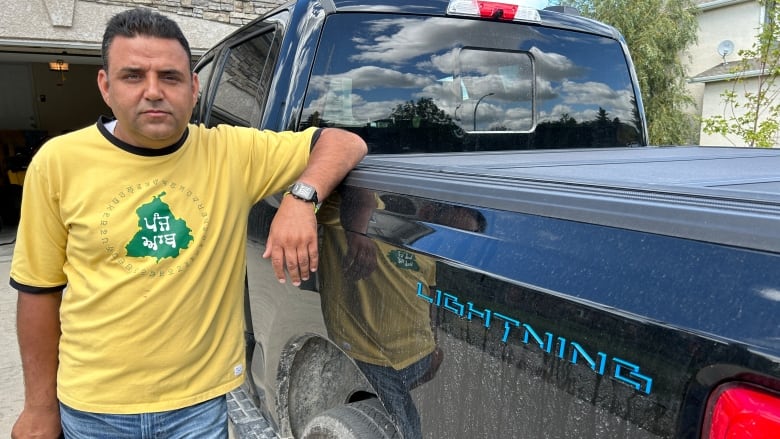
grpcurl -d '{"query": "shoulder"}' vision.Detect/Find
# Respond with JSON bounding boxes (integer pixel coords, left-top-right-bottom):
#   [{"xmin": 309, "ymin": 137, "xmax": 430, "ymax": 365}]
[
  {"xmin": 30, "ymin": 124, "xmax": 103, "ymax": 171},
  {"xmin": 187, "ymin": 124, "xmax": 319, "ymax": 147},
  {"xmin": 39, "ymin": 123, "xmax": 97, "ymax": 151}
]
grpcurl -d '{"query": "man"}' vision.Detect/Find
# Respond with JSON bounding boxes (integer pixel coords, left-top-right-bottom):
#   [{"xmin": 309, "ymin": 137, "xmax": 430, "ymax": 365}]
[{"xmin": 11, "ymin": 8, "xmax": 366, "ymax": 439}]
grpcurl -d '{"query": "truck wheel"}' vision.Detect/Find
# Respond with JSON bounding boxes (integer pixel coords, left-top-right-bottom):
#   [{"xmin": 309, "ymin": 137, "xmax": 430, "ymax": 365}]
[{"xmin": 300, "ymin": 399, "xmax": 400, "ymax": 439}]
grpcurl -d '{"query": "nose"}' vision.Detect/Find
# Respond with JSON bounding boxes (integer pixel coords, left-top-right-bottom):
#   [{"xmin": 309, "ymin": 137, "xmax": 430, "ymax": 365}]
[{"xmin": 144, "ymin": 77, "xmax": 163, "ymax": 101}]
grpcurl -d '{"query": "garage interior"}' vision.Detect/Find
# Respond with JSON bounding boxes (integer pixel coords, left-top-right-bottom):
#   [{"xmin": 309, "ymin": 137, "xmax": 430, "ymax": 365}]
[{"xmin": 0, "ymin": 44, "xmax": 110, "ymax": 228}]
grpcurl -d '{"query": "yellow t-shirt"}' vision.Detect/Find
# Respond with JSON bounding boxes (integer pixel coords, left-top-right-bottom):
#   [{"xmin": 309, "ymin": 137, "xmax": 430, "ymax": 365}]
[
  {"xmin": 10, "ymin": 120, "xmax": 316, "ymax": 414},
  {"xmin": 319, "ymin": 195, "xmax": 437, "ymax": 370}
]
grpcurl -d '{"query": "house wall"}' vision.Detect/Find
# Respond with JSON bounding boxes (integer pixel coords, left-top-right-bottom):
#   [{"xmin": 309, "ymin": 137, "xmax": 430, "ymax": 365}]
[
  {"xmin": 685, "ymin": 0, "xmax": 776, "ymax": 146},
  {"xmin": 78, "ymin": 0, "xmax": 278, "ymax": 25},
  {"xmin": 0, "ymin": 0, "xmax": 253, "ymax": 53},
  {"xmin": 687, "ymin": 0, "xmax": 760, "ymax": 76}
]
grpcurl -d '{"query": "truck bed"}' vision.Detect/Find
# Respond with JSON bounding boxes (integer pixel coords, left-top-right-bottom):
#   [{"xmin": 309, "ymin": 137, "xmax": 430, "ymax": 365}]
[{"xmin": 350, "ymin": 146, "xmax": 780, "ymax": 253}]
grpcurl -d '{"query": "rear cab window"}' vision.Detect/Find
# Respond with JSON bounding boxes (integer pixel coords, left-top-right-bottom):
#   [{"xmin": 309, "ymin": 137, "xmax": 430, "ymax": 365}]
[{"xmin": 300, "ymin": 13, "xmax": 643, "ymax": 152}]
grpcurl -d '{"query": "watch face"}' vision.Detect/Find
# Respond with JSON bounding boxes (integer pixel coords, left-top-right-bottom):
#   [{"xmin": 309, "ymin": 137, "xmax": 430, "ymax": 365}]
[{"xmin": 292, "ymin": 182, "xmax": 316, "ymax": 201}]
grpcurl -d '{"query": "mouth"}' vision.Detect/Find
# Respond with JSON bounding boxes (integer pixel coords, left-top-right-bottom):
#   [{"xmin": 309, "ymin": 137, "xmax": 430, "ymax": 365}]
[{"xmin": 141, "ymin": 109, "xmax": 171, "ymax": 117}]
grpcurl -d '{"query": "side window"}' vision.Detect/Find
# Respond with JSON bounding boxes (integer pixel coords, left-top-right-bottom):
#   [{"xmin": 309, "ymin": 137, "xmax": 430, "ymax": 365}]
[
  {"xmin": 191, "ymin": 57, "xmax": 215, "ymax": 123},
  {"xmin": 207, "ymin": 28, "xmax": 281, "ymax": 128}
]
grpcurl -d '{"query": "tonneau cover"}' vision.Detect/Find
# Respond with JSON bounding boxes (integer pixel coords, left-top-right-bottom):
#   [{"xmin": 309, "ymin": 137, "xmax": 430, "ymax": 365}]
[{"xmin": 348, "ymin": 146, "xmax": 780, "ymax": 253}]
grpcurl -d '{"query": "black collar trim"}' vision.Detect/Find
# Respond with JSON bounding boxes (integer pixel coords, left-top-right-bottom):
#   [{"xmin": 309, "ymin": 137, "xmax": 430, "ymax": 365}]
[{"xmin": 96, "ymin": 115, "xmax": 188, "ymax": 156}]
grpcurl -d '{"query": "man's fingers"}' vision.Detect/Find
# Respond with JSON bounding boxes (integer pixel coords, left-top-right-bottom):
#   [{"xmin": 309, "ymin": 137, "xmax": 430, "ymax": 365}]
[
  {"xmin": 264, "ymin": 243, "xmax": 288, "ymax": 284},
  {"xmin": 308, "ymin": 241, "xmax": 319, "ymax": 273},
  {"xmin": 264, "ymin": 242, "xmax": 318, "ymax": 286},
  {"xmin": 286, "ymin": 252, "xmax": 303, "ymax": 286},
  {"xmin": 263, "ymin": 229, "xmax": 319, "ymax": 286}
]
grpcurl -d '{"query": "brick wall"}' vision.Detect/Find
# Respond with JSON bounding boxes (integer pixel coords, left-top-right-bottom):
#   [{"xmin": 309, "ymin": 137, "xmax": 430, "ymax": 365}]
[{"xmin": 81, "ymin": 0, "xmax": 282, "ymax": 25}]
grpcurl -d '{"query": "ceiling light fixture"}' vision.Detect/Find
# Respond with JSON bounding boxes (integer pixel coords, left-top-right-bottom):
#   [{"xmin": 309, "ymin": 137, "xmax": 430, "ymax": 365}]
[{"xmin": 49, "ymin": 59, "xmax": 69, "ymax": 71}]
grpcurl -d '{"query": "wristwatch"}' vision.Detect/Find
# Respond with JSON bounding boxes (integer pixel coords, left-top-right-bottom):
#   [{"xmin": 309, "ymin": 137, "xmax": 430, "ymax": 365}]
[{"xmin": 287, "ymin": 181, "xmax": 319, "ymax": 204}]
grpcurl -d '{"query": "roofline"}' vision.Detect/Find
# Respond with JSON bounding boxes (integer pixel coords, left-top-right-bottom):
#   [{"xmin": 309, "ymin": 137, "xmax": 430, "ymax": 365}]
[
  {"xmin": 689, "ymin": 68, "xmax": 764, "ymax": 83},
  {"xmin": 0, "ymin": 38, "xmax": 101, "ymax": 53},
  {"xmin": 0, "ymin": 37, "xmax": 208, "ymax": 62},
  {"xmin": 697, "ymin": 0, "xmax": 754, "ymax": 11}
]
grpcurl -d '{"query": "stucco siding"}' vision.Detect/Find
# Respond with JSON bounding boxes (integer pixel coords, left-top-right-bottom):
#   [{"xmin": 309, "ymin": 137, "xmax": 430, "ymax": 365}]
[
  {"xmin": 686, "ymin": 1, "xmax": 761, "ymax": 77},
  {"xmin": 0, "ymin": 0, "xmax": 279, "ymax": 53},
  {"xmin": 684, "ymin": 0, "xmax": 778, "ymax": 146}
]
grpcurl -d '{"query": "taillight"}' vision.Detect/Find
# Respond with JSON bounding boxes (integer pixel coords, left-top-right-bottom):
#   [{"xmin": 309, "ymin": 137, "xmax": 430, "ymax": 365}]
[
  {"xmin": 703, "ymin": 382, "xmax": 780, "ymax": 438},
  {"xmin": 446, "ymin": 0, "xmax": 543, "ymax": 23}
]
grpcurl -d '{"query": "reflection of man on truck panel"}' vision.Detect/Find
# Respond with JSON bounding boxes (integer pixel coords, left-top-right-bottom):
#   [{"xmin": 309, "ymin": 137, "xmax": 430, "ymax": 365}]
[{"xmin": 319, "ymin": 191, "xmax": 486, "ymax": 439}]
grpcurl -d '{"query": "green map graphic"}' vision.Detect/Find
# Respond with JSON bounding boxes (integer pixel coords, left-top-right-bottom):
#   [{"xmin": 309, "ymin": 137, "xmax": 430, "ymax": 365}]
[
  {"xmin": 387, "ymin": 249, "xmax": 419, "ymax": 271},
  {"xmin": 126, "ymin": 192, "xmax": 194, "ymax": 261}
]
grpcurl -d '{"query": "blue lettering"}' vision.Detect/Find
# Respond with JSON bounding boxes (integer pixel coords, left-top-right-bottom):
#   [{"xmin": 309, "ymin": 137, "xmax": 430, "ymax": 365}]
[
  {"xmin": 493, "ymin": 312, "xmax": 520, "ymax": 343},
  {"xmin": 556, "ymin": 336, "xmax": 567, "ymax": 358},
  {"xmin": 569, "ymin": 342, "xmax": 607, "ymax": 375},
  {"xmin": 416, "ymin": 282, "xmax": 434, "ymax": 304},
  {"xmin": 613, "ymin": 357, "xmax": 653, "ymax": 394},
  {"xmin": 414, "ymin": 284, "xmax": 653, "ymax": 395},
  {"xmin": 443, "ymin": 293, "xmax": 464, "ymax": 317},
  {"xmin": 466, "ymin": 302, "xmax": 492, "ymax": 328},
  {"xmin": 522, "ymin": 324, "xmax": 553, "ymax": 353}
]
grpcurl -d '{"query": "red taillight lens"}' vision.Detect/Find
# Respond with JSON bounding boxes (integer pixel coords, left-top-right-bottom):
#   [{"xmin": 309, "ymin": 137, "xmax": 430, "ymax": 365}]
[
  {"xmin": 446, "ymin": 0, "xmax": 542, "ymax": 23},
  {"xmin": 704, "ymin": 383, "xmax": 780, "ymax": 438},
  {"xmin": 477, "ymin": 1, "xmax": 518, "ymax": 19}
]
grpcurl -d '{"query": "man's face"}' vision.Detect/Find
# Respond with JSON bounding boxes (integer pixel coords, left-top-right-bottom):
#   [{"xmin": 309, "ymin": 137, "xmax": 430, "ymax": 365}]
[{"xmin": 97, "ymin": 35, "xmax": 199, "ymax": 149}]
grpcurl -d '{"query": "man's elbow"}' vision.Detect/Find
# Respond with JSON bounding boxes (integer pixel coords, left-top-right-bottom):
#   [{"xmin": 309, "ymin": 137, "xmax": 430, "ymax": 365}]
[{"xmin": 319, "ymin": 128, "xmax": 368, "ymax": 162}]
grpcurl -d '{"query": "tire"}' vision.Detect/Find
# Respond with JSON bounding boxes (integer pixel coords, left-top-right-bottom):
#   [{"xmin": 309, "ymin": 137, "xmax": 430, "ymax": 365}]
[{"xmin": 300, "ymin": 399, "xmax": 401, "ymax": 439}]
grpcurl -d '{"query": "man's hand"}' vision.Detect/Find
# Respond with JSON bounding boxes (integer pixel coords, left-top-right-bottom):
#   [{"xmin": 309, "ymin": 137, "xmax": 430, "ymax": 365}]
[
  {"xmin": 263, "ymin": 194, "xmax": 319, "ymax": 286},
  {"xmin": 342, "ymin": 231, "xmax": 378, "ymax": 282},
  {"xmin": 11, "ymin": 404, "xmax": 62, "ymax": 439}
]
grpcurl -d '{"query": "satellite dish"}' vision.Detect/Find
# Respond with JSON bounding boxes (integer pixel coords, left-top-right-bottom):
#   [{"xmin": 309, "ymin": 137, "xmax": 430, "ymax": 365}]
[{"xmin": 717, "ymin": 40, "xmax": 735, "ymax": 58}]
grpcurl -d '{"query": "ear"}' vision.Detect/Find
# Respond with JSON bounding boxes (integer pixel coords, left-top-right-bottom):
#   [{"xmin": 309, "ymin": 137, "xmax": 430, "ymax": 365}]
[
  {"xmin": 191, "ymin": 72, "xmax": 200, "ymax": 103},
  {"xmin": 97, "ymin": 69, "xmax": 111, "ymax": 106}
]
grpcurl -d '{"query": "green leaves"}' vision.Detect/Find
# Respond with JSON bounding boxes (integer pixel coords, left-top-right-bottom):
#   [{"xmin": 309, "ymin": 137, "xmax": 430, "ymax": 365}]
[{"xmin": 555, "ymin": 0, "xmax": 700, "ymax": 144}]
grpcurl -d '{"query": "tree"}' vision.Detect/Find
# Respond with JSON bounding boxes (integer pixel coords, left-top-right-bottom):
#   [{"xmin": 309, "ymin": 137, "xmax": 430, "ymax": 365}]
[
  {"xmin": 557, "ymin": 0, "xmax": 699, "ymax": 145},
  {"xmin": 701, "ymin": 0, "xmax": 780, "ymax": 147},
  {"xmin": 390, "ymin": 97, "xmax": 453, "ymax": 125}
]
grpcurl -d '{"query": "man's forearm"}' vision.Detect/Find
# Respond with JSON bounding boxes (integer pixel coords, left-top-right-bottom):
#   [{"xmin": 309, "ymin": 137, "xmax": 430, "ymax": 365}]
[
  {"xmin": 17, "ymin": 291, "xmax": 62, "ymax": 409},
  {"xmin": 262, "ymin": 127, "xmax": 366, "ymax": 285},
  {"xmin": 297, "ymin": 127, "xmax": 367, "ymax": 198}
]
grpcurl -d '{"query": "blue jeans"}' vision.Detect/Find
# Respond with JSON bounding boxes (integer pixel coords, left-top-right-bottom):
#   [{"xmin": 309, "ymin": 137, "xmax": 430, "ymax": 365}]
[
  {"xmin": 59, "ymin": 395, "xmax": 228, "ymax": 439},
  {"xmin": 355, "ymin": 354, "xmax": 433, "ymax": 439}
]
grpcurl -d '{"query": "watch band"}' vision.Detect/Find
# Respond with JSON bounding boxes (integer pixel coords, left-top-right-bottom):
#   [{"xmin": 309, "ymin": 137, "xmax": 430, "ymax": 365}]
[{"xmin": 283, "ymin": 191, "xmax": 321, "ymax": 213}]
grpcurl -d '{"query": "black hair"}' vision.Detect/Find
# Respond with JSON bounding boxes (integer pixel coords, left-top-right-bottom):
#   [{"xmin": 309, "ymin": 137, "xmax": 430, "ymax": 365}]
[{"xmin": 101, "ymin": 8, "xmax": 192, "ymax": 70}]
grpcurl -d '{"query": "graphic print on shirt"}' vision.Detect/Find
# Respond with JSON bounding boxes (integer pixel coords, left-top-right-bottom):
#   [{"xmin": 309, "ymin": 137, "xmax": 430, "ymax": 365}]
[
  {"xmin": 126, "ymin": 191, "xmax": 194, "ymax": 261},
  {"xmin": 387, "ymin": 249, "xmax": 420, "ymax": 271}
]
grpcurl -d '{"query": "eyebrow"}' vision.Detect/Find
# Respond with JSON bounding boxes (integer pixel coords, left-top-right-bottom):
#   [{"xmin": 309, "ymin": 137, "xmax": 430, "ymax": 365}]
[{"xmin": 117, "ymin": 67, "xmax": 187, "ymax": 77}]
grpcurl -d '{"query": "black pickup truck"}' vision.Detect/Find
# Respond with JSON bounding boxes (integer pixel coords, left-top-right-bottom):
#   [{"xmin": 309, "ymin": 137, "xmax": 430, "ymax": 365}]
[{"xmin": 192, "ymin": 0, "xmax": 780, "ymax": 437}]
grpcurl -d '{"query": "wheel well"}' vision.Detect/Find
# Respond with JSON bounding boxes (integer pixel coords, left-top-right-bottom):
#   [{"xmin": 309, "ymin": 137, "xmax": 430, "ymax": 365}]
[{"xmin": 280, "ymin": 335, "xmax": 375, "ymax": 438}]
